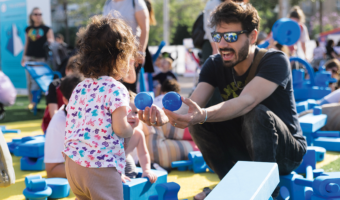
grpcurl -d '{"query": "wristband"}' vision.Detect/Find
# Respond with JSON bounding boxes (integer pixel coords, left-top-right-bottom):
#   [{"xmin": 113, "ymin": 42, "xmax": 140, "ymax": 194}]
[
  {"xmin": 138, "ymin": 51, "xmax": 146, "ymax": 57},
  {"xmin": 199, "ymin": 109, "xmax": 208, "ymax": 124}
]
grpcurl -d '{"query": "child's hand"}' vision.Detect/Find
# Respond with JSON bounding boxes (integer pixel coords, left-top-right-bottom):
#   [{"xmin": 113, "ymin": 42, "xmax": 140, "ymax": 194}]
[
  {"xmin": 121, "ymin": 174, "xmax": 131, "ymax": 183},
  {"xmin": 142, "ymin": 170, "xmax": 158, "ymax": 183}
]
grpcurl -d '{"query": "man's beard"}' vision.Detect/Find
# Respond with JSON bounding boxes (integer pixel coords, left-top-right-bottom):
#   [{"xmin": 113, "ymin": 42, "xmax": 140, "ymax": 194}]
[{"xmin": 221, "ymin": 40, "xmax": 250, "ymax": 68}]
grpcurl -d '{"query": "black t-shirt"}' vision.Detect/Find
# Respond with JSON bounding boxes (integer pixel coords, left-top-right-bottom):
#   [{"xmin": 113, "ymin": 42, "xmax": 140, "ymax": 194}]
[
  {"xmin": 153, "ymin": 71, "xmax": 177, "ymax": 85},
  {"xmin": 46, "ymin": 79, "xmax": 61, "ymax": 105},
  {"xmin": 199, "ymin": 48, "xmax": 306, "ymax": 150},
  {"xmin": 25, "ymin": 25, "xmax": 50, "ymax": 58}
]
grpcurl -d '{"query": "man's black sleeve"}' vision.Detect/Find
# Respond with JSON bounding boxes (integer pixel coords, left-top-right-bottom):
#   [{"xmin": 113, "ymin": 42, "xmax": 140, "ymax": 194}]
[{"xmin": 198, "ymin": 57, "xmax": 218, "ymax": 87}]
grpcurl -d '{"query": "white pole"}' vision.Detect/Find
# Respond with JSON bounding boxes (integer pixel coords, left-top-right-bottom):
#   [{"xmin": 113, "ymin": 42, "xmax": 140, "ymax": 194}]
[
  {"xmin": 279, "ymin": 0, "xmax": 289, "ymax": 19},
  {"xmin": 163, "ymin": 0, "xmax": 169, "ymax": 45}
]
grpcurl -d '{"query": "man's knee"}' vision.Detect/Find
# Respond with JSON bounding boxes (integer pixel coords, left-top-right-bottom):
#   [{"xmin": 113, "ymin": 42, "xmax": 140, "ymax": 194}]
[{"xmin": 244, "ymin": 104, "xmax": 272, "ymax": 126}]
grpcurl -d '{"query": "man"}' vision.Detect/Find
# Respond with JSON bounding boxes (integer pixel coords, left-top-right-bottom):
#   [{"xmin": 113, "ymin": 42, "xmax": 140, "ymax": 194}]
[
  {"xmin": 44, "ymin": 75, "xmax": 82, "ymax": 178},
  {"xmin": 138, "ymin": 1, "xmax": 307, "ymax": 198}
]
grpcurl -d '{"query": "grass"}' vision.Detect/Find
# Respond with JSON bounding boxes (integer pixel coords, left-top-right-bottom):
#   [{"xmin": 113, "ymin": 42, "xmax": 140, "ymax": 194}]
[
  {"xmin": 321, "ymin": 156, "xmax": 340, "ymax": 172},
  {"xmin": 0, "ymin": 95, "xmax": 46, "ymax": 123}
]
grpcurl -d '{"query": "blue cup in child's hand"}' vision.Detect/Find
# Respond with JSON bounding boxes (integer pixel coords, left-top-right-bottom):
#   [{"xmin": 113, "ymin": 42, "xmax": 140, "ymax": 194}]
[
  {"xmin": 162, "ymin": 92, "xmax": 182, "ymax": 111},
  {"xmin": 135, "ymin": 92, "xmax": 153, "ymax": 110}
]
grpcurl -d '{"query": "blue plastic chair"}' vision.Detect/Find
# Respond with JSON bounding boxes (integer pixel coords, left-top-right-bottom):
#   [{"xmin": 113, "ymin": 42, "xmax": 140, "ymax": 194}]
[{"xmin": 24, "ymin": 62, "xmax": 62, "ymax": 115}]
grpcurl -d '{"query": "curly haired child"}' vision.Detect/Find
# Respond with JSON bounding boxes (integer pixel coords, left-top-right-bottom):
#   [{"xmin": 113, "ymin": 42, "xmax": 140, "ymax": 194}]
[{"xmin": 63, "ymin": 15, "xmax": 138, "ymax": 200}]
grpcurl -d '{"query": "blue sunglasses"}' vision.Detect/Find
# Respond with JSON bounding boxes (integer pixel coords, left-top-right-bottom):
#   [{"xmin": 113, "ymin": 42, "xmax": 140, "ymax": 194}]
[{"xmin": 211, "ymin": 30, "xmax": 249, "ymax": 43}]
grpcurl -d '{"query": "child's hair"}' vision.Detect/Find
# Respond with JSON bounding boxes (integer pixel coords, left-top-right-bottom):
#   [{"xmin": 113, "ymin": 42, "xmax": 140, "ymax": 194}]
[
  {"xmin": 128, "ymin": 90, "xmax": 137, "ymax": 102},
  {"xmin": 66, "ymin": 55, "xmax": 81, "ymax": 74},
  {"xmin": 164, "ymin": 58, "xmax": 173, "ymax": 70},
  {"xmin": 325, "ymin": 59, "xmax": 340, "ymax": 72},
  {"xmin": 77, "ymin": 15, "xmax": 138, "ymax": 79},
  {"xmin": 161, "ymin": 79, "xmax": 180, "ymax": 93},
  {"xmin": 60, "ymin": 75, "xmax": 83, "ymax": 101},
  {"xmin": 289, "ymin": 6, "xmax": 305, "ymax": 23},
  {"xmin": 56, "ymin": 33, "xmax": 64, "ymax": 41}
]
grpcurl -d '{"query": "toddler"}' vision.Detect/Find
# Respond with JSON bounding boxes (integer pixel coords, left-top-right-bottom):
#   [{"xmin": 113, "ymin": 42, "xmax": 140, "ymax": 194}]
[
  {"xmin": 63, "ymin": 15, "xmax": 137, "ymax": 200},
  {"xmin": 121, "ymin": 91, "xmax": 157, "ymax": 183}
]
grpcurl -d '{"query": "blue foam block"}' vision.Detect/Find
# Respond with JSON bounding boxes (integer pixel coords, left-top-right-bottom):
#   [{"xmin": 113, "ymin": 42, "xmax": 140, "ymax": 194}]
[
  {"xmin": 23, "ymin": 175, "xmax": 52, "ymax": 200},
  {"xmin": 171, "ymin": 151, "xmax": 207, "ymax": 173},
  {"xmin": 123, "ymin": 167, "xmax": 168, "ymax": 200},
  {"xmin": 312, "ymin": 172, "xmax": 340, "ymax": 199},
  {"xmin": 313, "ymin": 131, "xmax": 340, "ymax": 137},
  {"xmin": 277, "ymin": 172, "xmax": 305, "ymax": 200},
  {"xmin": 0, "ymin": 125, "xmax": 20, "ymax": 134},
  {"xmin": 205, "ymin": 161, "xmax": 279, "ymax": 200},
  {"xmin": 314, "ymin": 137, "xmax": 340, "ymax": 152},
  {"xmin": 149, "ymin": 182, "xmax": 180, "ymax": 200},
  {"xmin": 46, "ymin": 178, "xmax": 70, "ymax": 199},
  {"xmin": 299, "ymin": 113, "xmax": 327, "ymax": 145},
  {"xmin": 17, "ymin": 139, "xmax": 45, "ymax": 158},
  {"xmin": 21, "ymin": 156, "xmax": 45, "ymax": 171},
  {"xmin": 294, "ymin": 88, "xmax": 331, "ymax": 102},
  {"xmin": 307, "ymin": 146, "xmax": 326, "ymax": 162},
  {"xmin": 295, "ymin": 149, "xmax": 316, "ymax": 174},
  {"xmin": 23, "ymin": 187, "xmax": 52, "ymax": 200}
]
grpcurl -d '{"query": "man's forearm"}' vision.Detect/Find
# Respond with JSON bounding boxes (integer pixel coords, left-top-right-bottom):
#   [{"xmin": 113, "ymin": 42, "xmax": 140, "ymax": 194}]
[{"xmin": 206, "ymin": 94, "xmax": 255, "ymax": 123}]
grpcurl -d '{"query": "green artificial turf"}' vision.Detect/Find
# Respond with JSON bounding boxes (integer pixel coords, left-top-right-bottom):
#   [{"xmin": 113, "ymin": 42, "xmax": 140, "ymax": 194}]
[
  {"xmin": 321, "ymin": 156, "xmax": 340, "ymax": 172},
  {"xmin": 0, "ymin": 95, "xmax": 46, "ymax": 123}
]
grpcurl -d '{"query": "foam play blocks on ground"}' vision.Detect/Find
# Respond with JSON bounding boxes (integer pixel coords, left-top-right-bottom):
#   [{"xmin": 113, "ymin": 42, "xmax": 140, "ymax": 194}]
[
  {"xmin": 314, "ymin": 137, "xmax": 340, "ymax": 152},
  {"xmin": 0, "ymin": 125, "xmax": 20, "ymax": 134},
  {"xmin": 171, "ymin": 151, "xmax": 207, "ymax": 173},
  {"xmin": 46, "ymin": 178, "xmax": 70, "ymax": 199},
  {"xmin": 17, "ymin": 139, "xmax": 45, "ymax": 158},
  {"xmin": 307, "ymin": 146, "xmax": 326, "ymax": 162},
  {"xmin": 312, "ymin": 172, "xmax": 340, "ymax": 199},
  {"xmin": 123, "ymin": 167, "xmax": 168, "ymax": 200},
  {"xmin": 23, "ymin": 175, "xmax": 52, "ymax": 200},
  {"xmin": 20, "ymin": 157, "xmax": 45, "ymax": 171},
  {"xmin": 277, "ymin": 172, "xmax": 306, "ymax": 200},
  {"xmin": 149, "ymin": 182, "xmax": 180, "ymax": 200},
  {"xmin": 205, "ymin": 161, "xmax": 279, "ymax": 200}
]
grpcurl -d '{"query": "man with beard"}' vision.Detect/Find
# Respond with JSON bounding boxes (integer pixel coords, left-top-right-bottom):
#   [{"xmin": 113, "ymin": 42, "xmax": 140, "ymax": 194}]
[{"xmin": 138, "ymin": 1, "xmax": 307, "ymax": 198}]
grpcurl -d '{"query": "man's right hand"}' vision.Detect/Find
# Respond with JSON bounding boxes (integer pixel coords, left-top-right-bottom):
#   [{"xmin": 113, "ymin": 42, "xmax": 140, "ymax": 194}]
[{"xmin": 138, "ymin": 105, "xmax": 169, "ymax": 127}]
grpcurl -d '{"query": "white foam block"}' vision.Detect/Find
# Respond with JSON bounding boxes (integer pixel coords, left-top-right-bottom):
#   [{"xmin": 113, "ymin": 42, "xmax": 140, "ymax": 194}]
[{"xmin": 206, "ymin": 161, "xmax": 279, "ymax": 200}]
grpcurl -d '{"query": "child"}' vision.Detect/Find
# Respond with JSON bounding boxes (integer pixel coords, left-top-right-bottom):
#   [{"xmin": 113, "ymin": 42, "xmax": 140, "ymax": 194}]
[
  {"xmin": 153, "ymin": 58, "xmax": 177, "ymax": 96},
  {"xmin": 121, "ymin": 91, "xmax": 157, "ymax": 183},
  {"xmin": 42, "ymin": 55, "xmax": 80, "ymax": 132},
  {"xmin": 63, "ymin": 15, "xmax": 137, "ymax": 200},
  {"xmin": 45, "ymin": 74, "xmax": 83, "ymax": 178},
  {"xmin": 154, "ymin": 79, "xmax": 180, "ymax": 109}
]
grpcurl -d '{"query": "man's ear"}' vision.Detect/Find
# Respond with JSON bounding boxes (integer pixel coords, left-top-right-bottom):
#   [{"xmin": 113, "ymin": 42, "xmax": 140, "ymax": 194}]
[
  {"xmin": 62, "ymin": 96, "xmax": 69, "ymax": 105},
  {"xmin": 250, "ymin": 29, "xmax": 258, "ymax": 45}
]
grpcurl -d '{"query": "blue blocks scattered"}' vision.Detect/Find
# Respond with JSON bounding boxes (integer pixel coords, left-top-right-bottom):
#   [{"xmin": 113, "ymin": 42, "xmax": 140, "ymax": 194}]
[
  {"xmin": 307, "ymin": 146, "xmax": 326, "ymax": 162},
  {"xmin": 205, "ymin": 161, "xmax": 279, "ymax": 200},
  {"xmin": 17, "ymin": 139, "xmax": 45, "ymax": 158},
  {"xmin": 149, "ymin": 182, "xmax": 180, "ymax": 200},
  {"xmin": 0, "ymin": 125, "xmax": 20, "ymax": 134},
  {"xmin": 171, "ymin": 151, "xmax": 207, "ymax": 173},
  {"xmin": 21, "ymin": 157, "xmax": 45, "ymax": 171},
  {"xmin": 46, "ymin": 178, "xmax": 70, "ymax": 199},
  {"xmin": 123, "ymin": 167, "xmax": 168, "ymax": 200},
  {"xmin": 295, "ymin": 149, "xmax": 316, "ymax": 174},
  {"xmin": 312, "ymin": 172, "xmax": 340, "ymax": 199},
  {"xmin": 277, "ymin": 172, "xmax": 305, "ymax": 200},
  {"xmin": 23, "ymin": 175, "xmax": 52, "ymax": 200}
]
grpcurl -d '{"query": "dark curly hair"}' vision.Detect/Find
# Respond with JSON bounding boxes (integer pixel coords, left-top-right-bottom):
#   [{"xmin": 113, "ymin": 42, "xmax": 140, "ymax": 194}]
[
  {"xmin": 77, "ymin": 15, "xmax": 138, "ymax": 79},
  {"xmin": 210, "ymin": 1, "xmax": 260, "ymax": 34},
  {"xmin": 161, "ymin": 79, "xmax": 180, "ymax": 93}
]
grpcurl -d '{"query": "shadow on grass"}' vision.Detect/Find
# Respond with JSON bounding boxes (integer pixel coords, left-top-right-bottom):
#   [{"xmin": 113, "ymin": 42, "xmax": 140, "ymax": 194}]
[
  {"xmin": 0, "ymin": 96, "xmax": 46, "ymax": 123},
  {"xmin": 322, "ymin": 156, "xmax": 340, "ymax": 172}
]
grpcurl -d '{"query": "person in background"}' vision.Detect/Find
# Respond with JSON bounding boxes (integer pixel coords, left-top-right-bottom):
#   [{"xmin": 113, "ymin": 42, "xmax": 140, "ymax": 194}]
[
  {"xmin": 325, "ymin": 59, "xmax": 340, "ymax": 79},
  {"xmin": 312, "ymin": 40, "xmax": 326, "ymax": 70},
  {"xmin": 288, "ymin": 6, "xmax": 310, "ymax": 60},
  {"xmin": 21, "ymin": 7, "xmax": 54, "ymax": 110},
  {"xmin": 103, "ymin": 0, "xmax": 154, "ymax": 93},
  {"xmin": 50, "ymin": 34, "xmax": 68, "ymax": 71},
  {"xmin": 41, "ymin": 55, "xmax": 80, "ymax": 133},
  {"xmin": 326, "ymin": 39, "xmax": 339, "ymax": 60},
  {"xmin": 154, "ymin": 79, "xmax": 181, "ymax": 109},
  {"xmin": 44, "ymin": 75, "xmax": 83, "ymax": 178},
  {"xmin": 153, "ymin": 58, "xmax": 177, "ymax": 97}
]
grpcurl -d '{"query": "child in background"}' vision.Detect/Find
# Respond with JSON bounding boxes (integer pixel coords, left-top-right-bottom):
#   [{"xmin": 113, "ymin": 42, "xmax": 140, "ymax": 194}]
[
  {"xmin": 121, "ymin": 91, "xmax": 157, "ymax": 183},
  {"xmin": 154, "ymin": 79, "xmax": 180, "ymax": 109},
  {"xmin": 153, "ymin": 58, "xmax": 177, "ymax": 96},
  {"xmin": 152, "ymin": 56, "xmax": 163, "ymax": 76},
  {"xmin": 42, "ymin": 55, "xmax": 80, "ymax": 132},
  {"xmin": 63, "ymin": 16, "xmax": 137, "ymax": 200}
]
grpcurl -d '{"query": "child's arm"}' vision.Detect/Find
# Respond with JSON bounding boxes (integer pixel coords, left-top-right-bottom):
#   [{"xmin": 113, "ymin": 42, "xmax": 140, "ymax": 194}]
[
  {"xmin": 134, "ymin": 129, "xmax": 158, "ymax": 183},
  {"xmin": 112, "ymin": 106, "xmax": 133, "ymax": 138}
]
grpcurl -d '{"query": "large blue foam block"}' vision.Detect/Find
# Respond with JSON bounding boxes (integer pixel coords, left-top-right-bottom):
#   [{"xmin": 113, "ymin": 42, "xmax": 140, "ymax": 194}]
[
  {"xmin": 21, "ymin": 156, "xmax": 45, "ymax": 171},
  {"xmin": 312, "ymin": 172, "xmax": 340, "ymax": 199},
  {"xmin": 299, "ymin": 113, "xmax": 327, "ymax": 146},
  {"xmin": 171, "ymin": 151, "xmax": 207, "ymax": 173},
  {"xmin": 23, "ymin": 175, "xmax": 52, "ymax": 200},
  {"xmin": 205, "ymin": 161, "xmax": 279, "ymax": 200},
  {"xmin": 277, "ymin": 172, "xmax": 305, "ymax": 200},
  {"xmin": 46, "ymin": 178, "xmax": 70, "ymax": 199},
  {"xmin": 123, "ymin": 167, "xmax": 168, "ymax": 200},
  {"xmin": 314, "ymin": 137, "xmax": 340, "ymax": 152},
  {"xmin": 295, "ymin": 149, "xmax": 316, "ymax": 174},
  {"xmin": 149, "ymin": 182, "xmax": 180, "ymax": 200},
  {"xmin": 17, "ymin": 139, "xmax": 45, "ymax": 158}
]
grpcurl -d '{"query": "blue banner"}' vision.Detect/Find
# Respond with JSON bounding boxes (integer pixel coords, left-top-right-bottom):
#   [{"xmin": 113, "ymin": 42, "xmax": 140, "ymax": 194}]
[{"xmin": 0, "ymin": 0, "xmax": 27, "ymax": 89}]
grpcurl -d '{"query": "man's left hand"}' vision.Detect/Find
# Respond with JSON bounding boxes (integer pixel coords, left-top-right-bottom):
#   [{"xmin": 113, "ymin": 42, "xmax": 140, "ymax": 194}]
[{"xmin": 163, "ymin": 97, "xmax": 205, "ymax": 129}]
